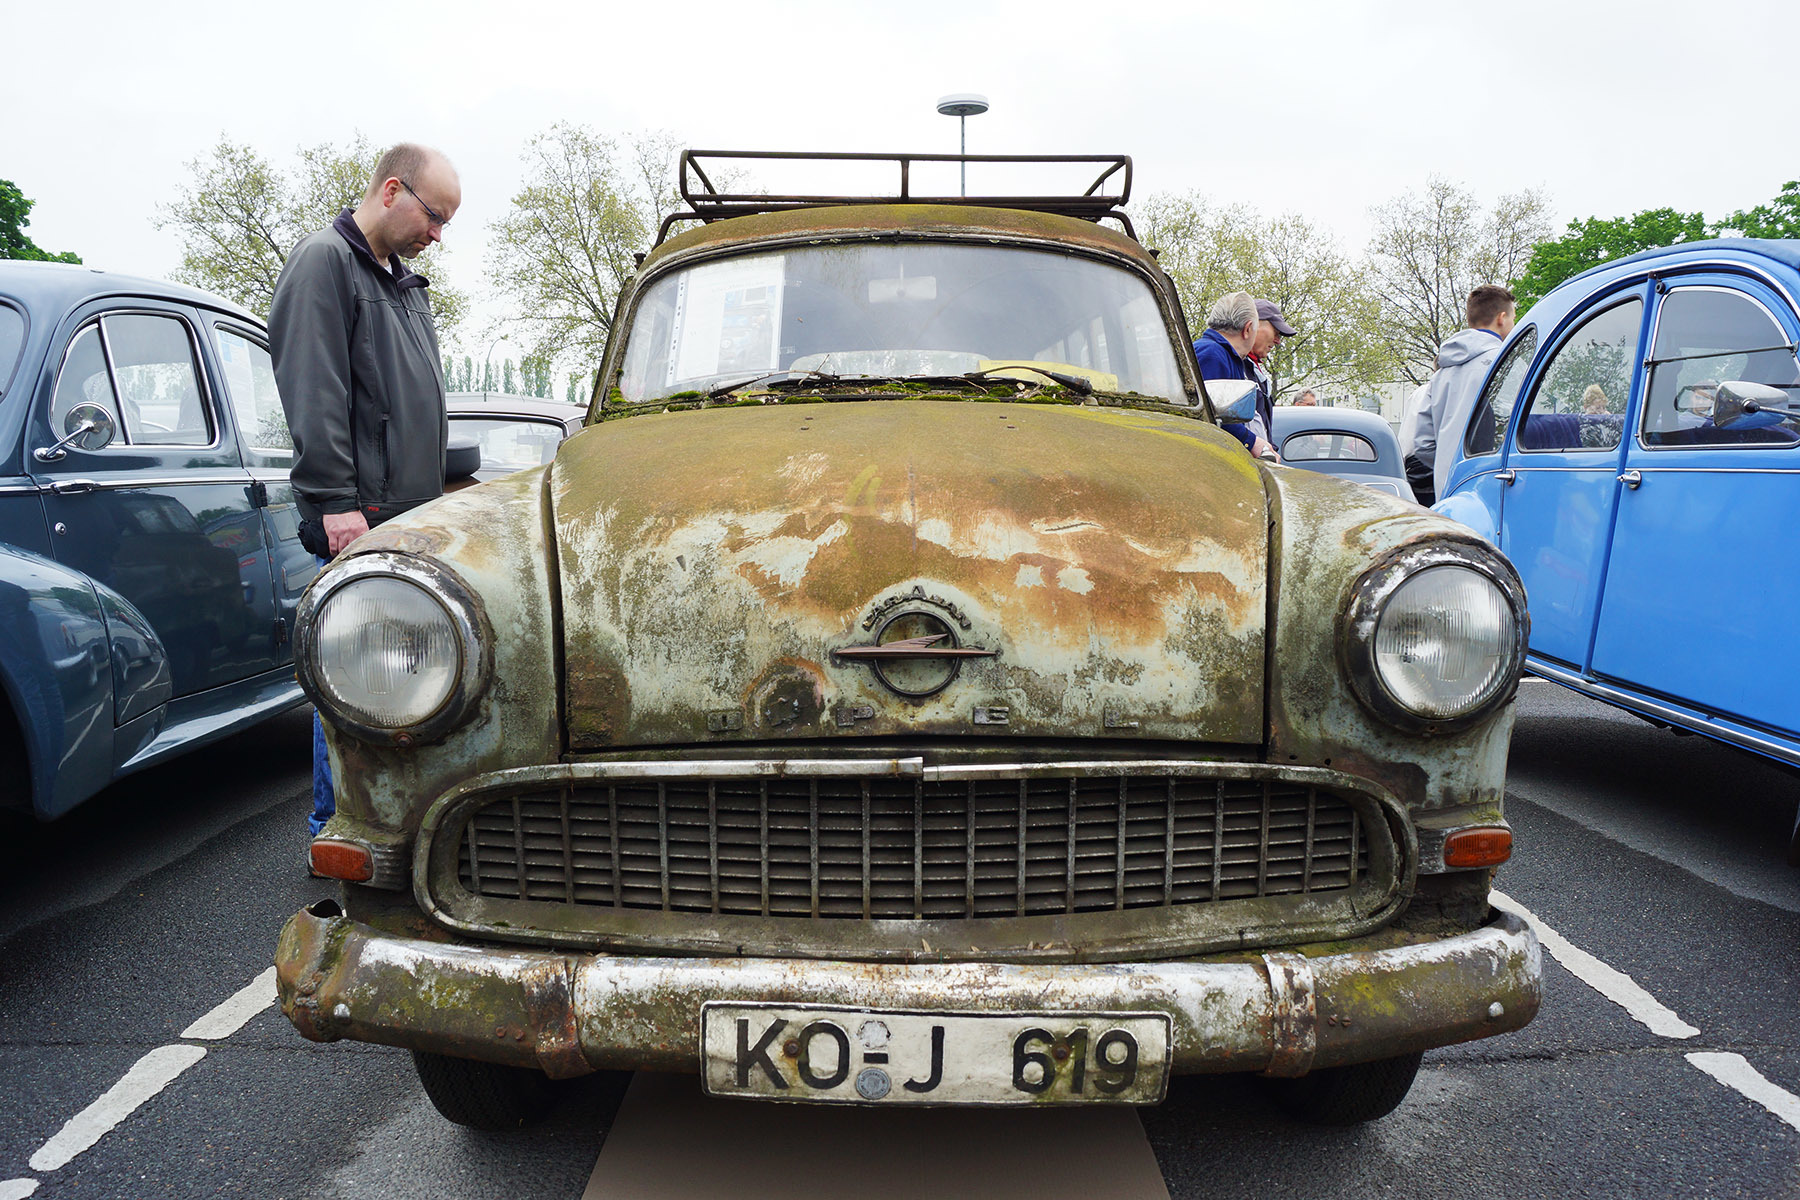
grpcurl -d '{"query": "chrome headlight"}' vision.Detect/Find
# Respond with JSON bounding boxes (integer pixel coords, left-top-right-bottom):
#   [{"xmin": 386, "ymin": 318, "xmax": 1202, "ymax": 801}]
[
  {"xmin": 1341, "ymin": 542, "xmax": 1528, "ymax": 734},
  {"xmin": 295, "ymin": 553, "xmax": 489, "ymax": 746}
]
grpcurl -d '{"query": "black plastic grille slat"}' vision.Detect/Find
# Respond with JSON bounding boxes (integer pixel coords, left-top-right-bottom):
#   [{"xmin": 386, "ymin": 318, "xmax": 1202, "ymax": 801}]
[{"xmin": 455, "ymin": 776, "xmax": 1372, "ymax": 919}]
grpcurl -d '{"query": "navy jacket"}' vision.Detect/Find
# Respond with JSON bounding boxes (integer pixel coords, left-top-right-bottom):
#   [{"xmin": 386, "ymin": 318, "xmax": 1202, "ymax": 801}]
[{"xmin": 1192, "ymin": 328, "xmax": 1258, "ymax": 449}]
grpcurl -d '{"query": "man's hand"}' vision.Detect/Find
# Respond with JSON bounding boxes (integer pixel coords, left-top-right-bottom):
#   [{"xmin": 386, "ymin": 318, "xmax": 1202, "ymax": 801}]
[
  {"xmin": 1251, "ymin": 436, "xmax": 1281, "ymax": 463},
  {"xmin": 323, "ymin": 511, "xmax": 371, "ymax": 557}
]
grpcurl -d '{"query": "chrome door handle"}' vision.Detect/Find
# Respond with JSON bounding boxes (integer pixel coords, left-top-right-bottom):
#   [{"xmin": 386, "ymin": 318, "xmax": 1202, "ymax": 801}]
[
  {"xmin": 1495, "ymin": 470, "xmax": 1515, "ymax": 485},
  {"xmin": 1618, "ymin": 470, "xmax": 1642, "ymax": 489},
  {"xmin": 48, "ymin": 479, "xmax": 98, "ymax": 495}
]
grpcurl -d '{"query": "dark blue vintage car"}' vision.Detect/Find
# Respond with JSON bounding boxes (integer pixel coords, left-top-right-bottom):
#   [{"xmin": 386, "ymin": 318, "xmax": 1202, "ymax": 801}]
[
  {"xmin": 1436, "ymin": 239, "xmax": 1800, "ymax": 851},
  {"xmin": 0, "ymin": 262, "xmax": 315, "ymax": 820}
]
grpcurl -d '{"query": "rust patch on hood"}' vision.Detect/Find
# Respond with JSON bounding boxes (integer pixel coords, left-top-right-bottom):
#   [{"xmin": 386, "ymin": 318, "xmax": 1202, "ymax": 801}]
[{"xmin": 551, "ymin": 400, "xmax": 1268, "ymax": 747}]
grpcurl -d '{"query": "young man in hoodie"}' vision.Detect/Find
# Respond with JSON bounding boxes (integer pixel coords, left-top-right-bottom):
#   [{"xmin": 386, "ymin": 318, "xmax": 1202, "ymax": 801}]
[
  {"xmin": 1401, "ymin": 285, "xmax": 1516, "ymax": 505},
  {"xmin": 269, "ymin": 142, "xmax": 459, "ymax": 851}
]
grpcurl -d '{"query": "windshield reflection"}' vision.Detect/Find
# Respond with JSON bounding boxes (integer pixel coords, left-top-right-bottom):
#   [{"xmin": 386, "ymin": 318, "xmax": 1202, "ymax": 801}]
[{"xmin": 617, "ymin": 243, "xmax": 1187, "ymax": 404}]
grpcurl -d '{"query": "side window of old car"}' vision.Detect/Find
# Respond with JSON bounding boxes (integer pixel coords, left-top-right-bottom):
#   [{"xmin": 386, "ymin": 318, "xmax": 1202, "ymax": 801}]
[
  {"xmin": 214, "ymin": 326, "xmax": 292, "ymax": 452},
  {"xmin": 103, "ymin": 313, "xmax": 212, "ymax": 446},
  {"xmin": 0, "ymin": 303, "xmax": 25, "ymax": 399},
  {"xmin": 50, "ymin": 323, "xmax": 123, "ymax": 435},
  {"xmin": 1464, "ymin": 325, "xmax": 1536, "ymax": 458},
  {"xmin": 1515, "ymin": 300, "xmax": 1640, "ymax": 453},
  {"xmin": 1642, "ymin": 287, "xmax": 1800, "ymax": 449}
]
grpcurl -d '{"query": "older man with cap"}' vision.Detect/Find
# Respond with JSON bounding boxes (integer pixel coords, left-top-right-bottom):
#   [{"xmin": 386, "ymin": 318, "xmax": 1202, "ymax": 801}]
[
  {"xmin": 1244, "ymin": 298, "xmax": 1297, "ymax": 455},
  {"xmin": 1192, "ymin": 291, "xmax": 1270, "ymax": 457}
]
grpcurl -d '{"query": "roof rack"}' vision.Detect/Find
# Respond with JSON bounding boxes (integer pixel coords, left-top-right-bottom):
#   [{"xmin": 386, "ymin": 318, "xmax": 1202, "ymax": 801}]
[{"xmin": 656, "ymin": 150, "xmax": 1134, "ymax": 245}]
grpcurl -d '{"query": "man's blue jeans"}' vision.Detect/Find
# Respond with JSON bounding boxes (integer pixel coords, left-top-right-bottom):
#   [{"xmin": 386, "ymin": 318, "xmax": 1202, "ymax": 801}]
[
  {"xmin": 308, "ymin": 554, "xmax": 335, "ymax": 837},
  {"xmin": 310, "ymin": 712, "xmax": 335, "ymax": 836}
]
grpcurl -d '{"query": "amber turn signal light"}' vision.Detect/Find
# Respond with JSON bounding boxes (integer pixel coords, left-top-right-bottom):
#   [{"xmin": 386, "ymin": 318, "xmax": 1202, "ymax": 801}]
[
  {"xmin": 309, "ymin": 838, "xmax": 375, "ymax": 882},
  {"xmin": 1442, "ymin": 826, "xmax": 1513, "ymax": 869}
]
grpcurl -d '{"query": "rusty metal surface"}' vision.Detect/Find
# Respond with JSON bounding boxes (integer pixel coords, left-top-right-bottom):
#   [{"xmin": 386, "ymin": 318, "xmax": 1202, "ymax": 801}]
[
  {"xmin": 412, "ymin": 757, "xmax": 1408, "ymax": 962},
  {"xmin": 1260, "ymin": 465, "xmax": 1523, "ymax": 820},
  {"xmin": 311, "ymin": 466, "xmax": 564, "ymax": 834},
  {"xmin": 273, "ymin": 903, "xmax": 1539, "ymax": 1078},
  {"xmin": 660, "ymin": 151, "xmax": 1135, "ymax": 243},
  {"xmin": 550, "ymin": 401, "xmax": 1266, "ymax": 751}
]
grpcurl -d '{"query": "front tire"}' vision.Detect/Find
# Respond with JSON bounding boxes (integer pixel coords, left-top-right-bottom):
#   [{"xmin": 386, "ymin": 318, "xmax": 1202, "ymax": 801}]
[
  {"xmin": 1267, "ymin": 1051, "xmax": 1423, "ymax": 1125},
  {"xmin": 411, "ymin": 1050, "xmax": 558, "ymax": 1130}
]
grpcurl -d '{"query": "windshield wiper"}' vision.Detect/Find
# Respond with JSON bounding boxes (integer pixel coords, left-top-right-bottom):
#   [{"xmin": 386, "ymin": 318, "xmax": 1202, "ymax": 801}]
[{"xmin": 705, "ymin": 368, "xmax": 840, "ymax": 399}]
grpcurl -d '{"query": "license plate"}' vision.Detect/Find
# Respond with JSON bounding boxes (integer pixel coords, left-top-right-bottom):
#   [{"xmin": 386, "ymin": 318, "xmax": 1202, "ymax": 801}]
[{"xmin": 700, "ymin": 1004, "xmax": 1172, "ymax": 1105}]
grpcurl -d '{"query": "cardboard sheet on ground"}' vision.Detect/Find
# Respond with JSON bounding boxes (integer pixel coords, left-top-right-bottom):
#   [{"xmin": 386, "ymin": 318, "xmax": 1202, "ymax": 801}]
[{"xmin": 583, "ymin": 1071, "xmax": 1170, "ymax": 1199}]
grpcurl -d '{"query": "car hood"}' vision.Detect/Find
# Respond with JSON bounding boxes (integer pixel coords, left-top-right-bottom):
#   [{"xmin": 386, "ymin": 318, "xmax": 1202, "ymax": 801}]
[{"xmin": 550, "ymin": 400, "xmax": 1268, "ymax": 750}]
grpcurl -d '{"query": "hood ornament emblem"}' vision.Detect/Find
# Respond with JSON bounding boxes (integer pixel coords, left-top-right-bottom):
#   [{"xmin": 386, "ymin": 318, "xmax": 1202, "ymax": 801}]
[{"xmin": 834, "ymin": 613, "xmax": 996, "ymax": 699}]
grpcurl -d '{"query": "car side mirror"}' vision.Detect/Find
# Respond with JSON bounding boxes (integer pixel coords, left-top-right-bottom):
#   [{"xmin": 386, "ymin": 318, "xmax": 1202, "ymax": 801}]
[
  {"xmin": 33, "ymin": 403, "xmax": 118, "ymax": 462},
  {"xmin": 1206, "ymin": 378, "xmax": 1260, "ymax": 423},
  {"xmin": 446, "ymin": 435, "xmax": 481, "ymax": 483},
  {"xmin": 1713, "ymin": 379, "xmax": 1797, "ymax": 427}
]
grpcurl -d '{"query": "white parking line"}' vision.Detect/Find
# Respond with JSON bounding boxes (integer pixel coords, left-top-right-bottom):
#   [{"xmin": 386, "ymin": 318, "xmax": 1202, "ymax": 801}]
[
  {"xmin": 180, "ymin": 966, "xmax": 276, "ymax": 1040},
  {"xmin": 28, "ymin": 1044, "xmax": 208, "ymax": 1172},
  {"xmin": 1490, "ymin": 889, "xmax": 1700, "ymax": 1038},
  {"xmin": 1494, "ymin": 888, "xmax": 1800, "ymax": 1137},
  {"xmin": 0, "ymin": 1179, "xmax": 40, "ymax": 1199},
  {"xmin": 1687, "ymin": 1053, "xmax": 1800, "ymax": 1133}
]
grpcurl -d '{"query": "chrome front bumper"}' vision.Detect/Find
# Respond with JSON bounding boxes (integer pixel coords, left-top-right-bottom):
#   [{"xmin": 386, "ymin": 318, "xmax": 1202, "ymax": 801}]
[{"xmin": 276, "ymin": 901, "xmax": 1539, "ymax": 1083}]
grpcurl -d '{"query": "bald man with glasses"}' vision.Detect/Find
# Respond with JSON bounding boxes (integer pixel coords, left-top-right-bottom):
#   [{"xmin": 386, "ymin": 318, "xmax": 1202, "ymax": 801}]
[{"xmin": 269, "ymin": 141, "xmax": 460, "ymax": 848}]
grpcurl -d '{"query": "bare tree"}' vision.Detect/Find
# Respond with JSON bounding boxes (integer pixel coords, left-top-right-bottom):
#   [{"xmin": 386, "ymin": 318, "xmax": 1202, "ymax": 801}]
[
  {"xmin": 156, "ymin": 134, "xmax": 466, "ymax": 331},
  {"xmin": 1366, "ymin": 177, "xmax": 1551, "ymax": 384},
  {"xmin": 1136, "ymin": 193, "xmax": 1389, "ymax": 400}
]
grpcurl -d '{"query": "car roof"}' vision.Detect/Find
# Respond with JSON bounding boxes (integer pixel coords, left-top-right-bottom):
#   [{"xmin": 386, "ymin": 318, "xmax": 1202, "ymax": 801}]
[
  {"xmin": 0, "ymin": 260, "xmax": 263, "ymax": 325},
  {"xmin": 1563, "ymin": 237, "xmax": 1800, "ymax": 286},
  {"xmin": 446, "ymin": 393, "xmax": 587, "ymax": 420},
  {"xmin": 645, "ymin": 204, "xmax": 1154, "ymax": 274}
]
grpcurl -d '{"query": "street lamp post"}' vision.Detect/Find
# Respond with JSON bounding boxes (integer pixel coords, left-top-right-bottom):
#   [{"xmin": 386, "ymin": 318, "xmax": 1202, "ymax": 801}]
[{"xmin": 935, "ymin": 93, "xmax": 989, "ymax": 197}]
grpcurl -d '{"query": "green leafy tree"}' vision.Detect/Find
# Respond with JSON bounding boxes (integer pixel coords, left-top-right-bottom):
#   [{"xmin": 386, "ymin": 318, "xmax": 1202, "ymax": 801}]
[
  {"xmin": 1512, "ymin": 208, "xmax": 1707, "ymax": 312},
  {"xmin": 1, "ymin": 180, "xmax": 80, "ymax": 263},
  {"xmin": 1717, "ymin": 181, "xmax": 1800, "ymax": 239},
  {"xmin": 1135, "ymin": 193, "xmax": 1389, "ymax": 400},
  {"xmin": 1366, "ymin": 177, "xmax": 1552, "ymax": 384},
  {"xmin": 156, "ymin": 134, "xmax": 466, "ymax": 331},
  {"xmin": 502, "ymin": 358, "xmax": 516, "ymax": 394},
  {"xmin": 486, "ymin": 125, "xmax": 694, "ymax": 373}
]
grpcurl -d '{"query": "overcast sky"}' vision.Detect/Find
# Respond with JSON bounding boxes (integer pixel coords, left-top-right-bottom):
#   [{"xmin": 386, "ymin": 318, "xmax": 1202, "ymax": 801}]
[{"xmin": 7, "ymin": 0, "xmax": 1795, "ymax": 354}]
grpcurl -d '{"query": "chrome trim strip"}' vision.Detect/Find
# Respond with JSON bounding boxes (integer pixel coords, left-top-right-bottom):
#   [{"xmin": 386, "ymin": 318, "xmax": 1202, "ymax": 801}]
[
  {"xmin": 1626, "ymin": 466, "xmax": 1800, "ymax": 475},
  {"xmin": 1528, "ymin": 658, "xmax": 1800, "ymax": 766},
  {"xmin": 33, "ymin": 474, "xmax": 254, "ymax": 490}
]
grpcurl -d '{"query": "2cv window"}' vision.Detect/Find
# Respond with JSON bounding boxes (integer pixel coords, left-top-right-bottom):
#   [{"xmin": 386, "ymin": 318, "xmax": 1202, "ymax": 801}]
[
  {"xmin": 617, "ymin": 243, "xmax": 1188, "ymax": 403},
  {"xmin": 1641, "ymin": 286, "xmax": 1800, "ymax": 448}
]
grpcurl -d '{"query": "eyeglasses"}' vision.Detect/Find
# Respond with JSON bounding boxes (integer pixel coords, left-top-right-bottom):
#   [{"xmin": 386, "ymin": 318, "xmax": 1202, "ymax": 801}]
[{"xmin": 400, "ymin": 179, "xmax": 450, "ymax": 230}]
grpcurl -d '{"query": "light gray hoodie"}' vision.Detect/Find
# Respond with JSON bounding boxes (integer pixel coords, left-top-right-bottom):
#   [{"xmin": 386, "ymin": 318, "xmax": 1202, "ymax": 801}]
[{"xmin": 1412, "ymin": 328, "xmax": 1504, "ymax": 500}]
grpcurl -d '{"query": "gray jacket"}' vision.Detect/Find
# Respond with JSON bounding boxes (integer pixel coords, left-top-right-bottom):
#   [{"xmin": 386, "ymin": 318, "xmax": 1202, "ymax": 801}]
[
  {"xmin": 1410, "ymin": 329, "xmax": 1503, "ymax": 500},
  {"xmin": 269, "ymin": 212, "xmax": 447, "ymax": 530}
]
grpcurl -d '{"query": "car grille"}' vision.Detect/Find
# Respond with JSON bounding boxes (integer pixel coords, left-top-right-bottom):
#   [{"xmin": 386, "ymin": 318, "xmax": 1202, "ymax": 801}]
[{"xmin": 453, "ymin": 774, "xmax": 1372, "ymax": 920}]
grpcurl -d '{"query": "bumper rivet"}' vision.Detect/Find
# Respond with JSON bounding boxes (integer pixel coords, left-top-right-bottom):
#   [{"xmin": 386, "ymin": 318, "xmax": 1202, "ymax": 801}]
[
  {"xmin": 333, "ymin": 1003, "xmax": 350, "ymax": 1020},
  {"xmin": 1488, "ymin": 1002, "xmax": 1504, "ymax": 1019}
]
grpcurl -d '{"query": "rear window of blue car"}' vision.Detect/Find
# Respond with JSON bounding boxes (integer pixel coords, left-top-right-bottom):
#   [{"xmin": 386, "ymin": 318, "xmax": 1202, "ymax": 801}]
[
  {"xmin": 0, "ymin": 303, "xmax": 24, "ymax": 398},
  {"xmin": 1281, "ymin": 431, "xmax": 1378, "ymax": 462}
]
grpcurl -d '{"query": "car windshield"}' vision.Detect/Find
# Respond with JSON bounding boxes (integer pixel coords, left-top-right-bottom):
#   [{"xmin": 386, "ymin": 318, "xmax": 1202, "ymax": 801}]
[
  {"xmin": 615, "ymin": 242, "xmax": 1188, "ymax": 404},
  {"xmin": 449, "ymin": 416, "xmax": 567, "ymax": 471}
]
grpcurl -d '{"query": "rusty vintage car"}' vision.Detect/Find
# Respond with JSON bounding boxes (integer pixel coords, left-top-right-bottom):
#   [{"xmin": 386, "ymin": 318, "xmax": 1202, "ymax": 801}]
[{"xmin": 275, "ymin": 151, "xmax": 1541, "ymax": 1130}]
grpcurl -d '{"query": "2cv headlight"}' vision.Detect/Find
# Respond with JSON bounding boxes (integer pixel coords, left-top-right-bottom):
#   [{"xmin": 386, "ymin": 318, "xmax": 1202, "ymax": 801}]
[
  {"xmin": 295, "ymin": 553, "xmax": 490, "ymax": 746},
  {"xmin": 1341, "ymin": 542, "xmax": 1528, "ymax": 734}
]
